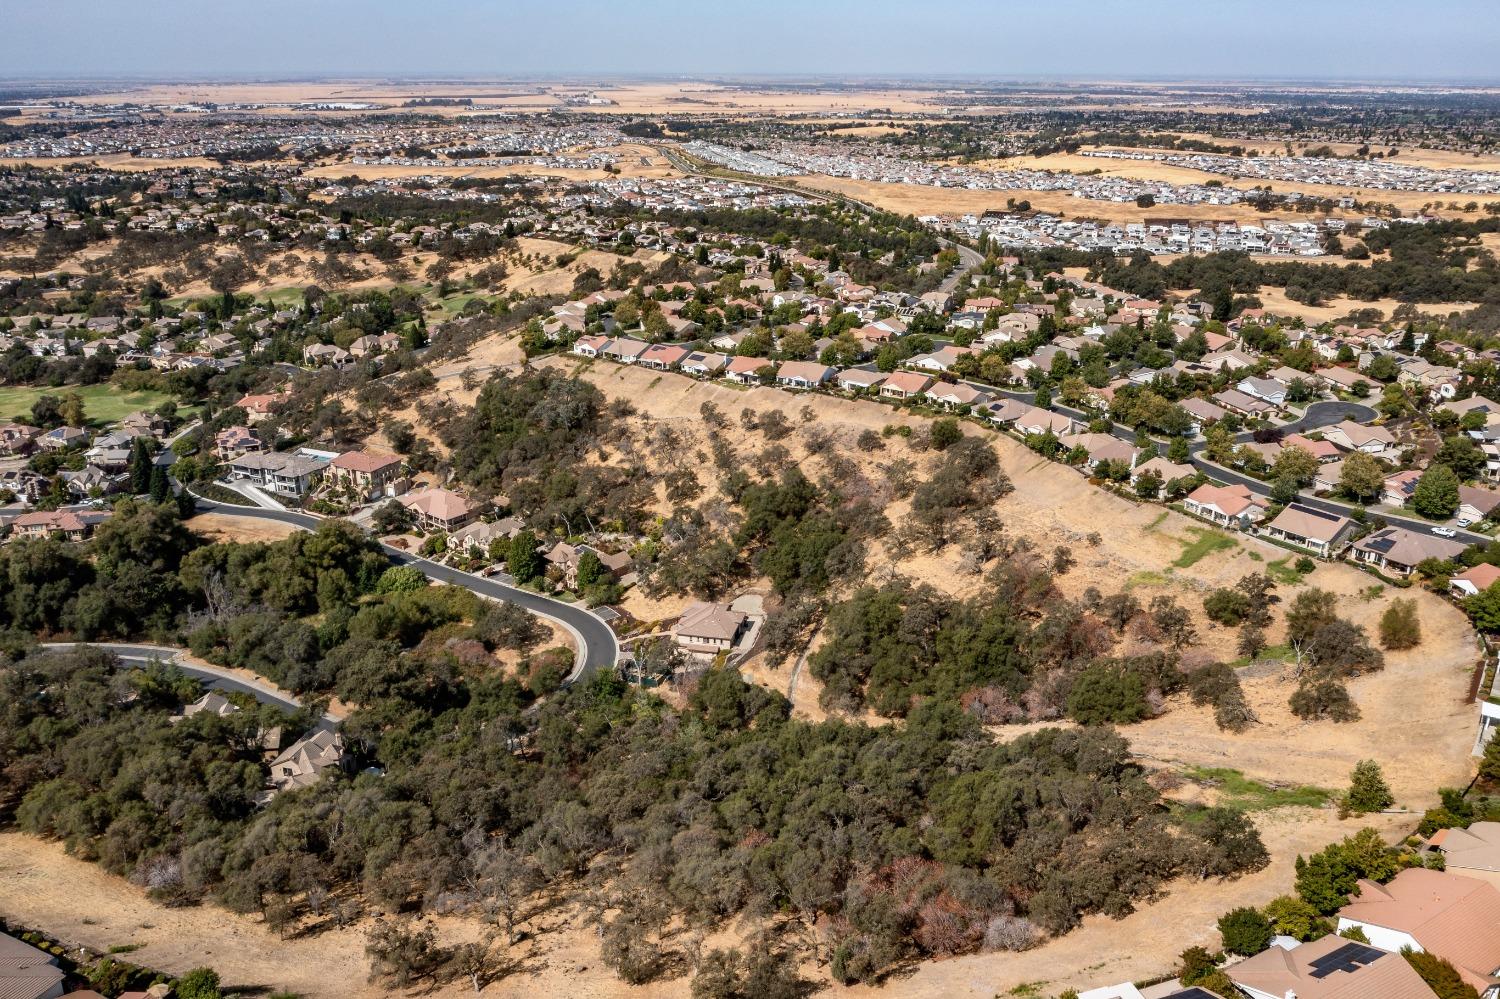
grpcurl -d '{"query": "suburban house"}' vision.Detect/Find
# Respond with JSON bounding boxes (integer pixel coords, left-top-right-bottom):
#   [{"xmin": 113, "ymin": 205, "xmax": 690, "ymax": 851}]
[
  {"xmin": 1078, "ymin": 985, "xmax": 1224, "ymax": 999},
  {"xmin": 1382, "ymin": 469, "xmax": 1424, "ymax": 508},
  {"xmin": 1211, "ymin": 388, "xmax": 1274, "ymax": 419},
  {"xmin": 639, "ymin": 344, "xmax": 691, "ymax": 370},
  {"xmin": 120, "ymin": 410, "xmax": 171, "ymax": 439},
  {"xmin": 234, "ymin": 391, "xmax": 285, "ymax": 424},
  {"xmin": 0, "ymin": 932, "xmax": 66, "ymax": 999},
  {"xmin": 681, "ymin": 351, "xmax": 729, "ymax": 376},
  {"xmin": 724, "ymin": 355, "xmax": 768, "ymax": 385},
  {"xmin": 906, "ymin": 345, "xmax": 972, "ymax": 372},
  {"xmin": 0, "ymin": 423, "xmax": 39, "ymax": 456},
  {"xmin": 1325, "ymin": 419, "xmax": 1396, "ymax": 455},
  {"xmin": 349, "ymin": 332, "xmax": 403, "ymax": 357},
  {"xmin": 180, "ymin": 691, "xmax": 240, "ymax": 720},
  {"xmin": 227, "ymin": 451, "xmax": 329, "ymax": 497},
  {"xmin": 572, "ymin": 334, "xmax": 610, "ymax": 357},
  {"xmin": 1350, "ymin": 526, "xmax": 1467, "ymax": 577},
  {"xmin": 1336, "ymin": 868, "xmax": 1500, "ymax": 999},
  {"xmin": 262, "ymin": 728, "xmax": 346, "ymax": 803},
  {"xmin": 1013, "ymin": 407, "xmax": 1079, "ymax": 437},
  {"xmin": 1321, "ymin": 365, "xmax": 1375, "ymax": 394},
  {"xmin": 1314, "ymin": 458, "xmax": 1348, "ymax": 493},
  {"xmin": 214, "ymin": 425, "xmax": 263, "ymax": 460},
  {"xmin": 328, "ymin": 449, "xmax": 404, "ymax": 501},
  {"xmin": 1200, "ymin": 347, "xmax": 1258, "ymax": 372},
  {"xmin": 1452, "ymin": 563, "xmax": 1500, "ymax": 597},
  {"xmin": 1130, "ymin": 455, "xmax": 1194, "ymax": 488},
  {"xmin": 838, "ymin": 369, "xmax": 886, "ymax": 392},
  {"xmin": 776, "ymin": 361, "xmax": 835, "ymax": 389},
  {"xmin": 1227, "ymin": 933, "xmax": 1440, "ymax": 999},
  {"xmin": 1237, "ymin": 375, "xmax": 1289, "ymax": 406},
  {"xmin": 448, "ymin": 517, "xmax": 522, "ymax": 554},
  {"xmin": 926, "ymin": 382, "xmax": 990, "ymax": 410},
  {"xmin": 1180, "ymin": 397, "xmax": 1228, "ymax": 434},
  {"xmin": 1459, "ymin": 485, "xmax": 1500, "ymax": 526},
  {"xmin": 1425, "ymin": 822, "xmax": 1500, "ymax": 890},
  {"xmin": 985, "ymin": 397, "xmax": 1032, "ymax": 427},
  {"xmin": 1183, "ymin": 482, "xmax": 1265, "ymax": 528},
  {"xmin": 37, "ymin": 426, "xmax": 90, "ymax": 452},
  {"xmin": 400, "ymin": 486, "xmax": 477, "ymax": 532},
  {"xmin": 1283, "ymin": 433, "xmax": 1342, "ymax": 463},
  {"xmin": 1262, "ymin": 503, "xmax": 1354, "ymax": 556},
  {"xmin": 1060, "ymin": 432, "xmax": 1139, "ymax": 470},
  {"xmin": 543, "ymin": 542, "xmax": 632, "ymax": 589},
  {"xmin": 672, "ymin": 601, "xmax": 748, "ymax": 658},
  {"xmin": 880, "ymin": 371, "xmax": 934, "ymax": 400},
  {"xmin": 601, "ymin": 337, "xmax": 650, "ymax": 364},
  {"xmin": 302, "ymin": 342, "xmax": 352, "ymax": 368},
  {"xmin": 9, "ymin": 508, "xmax": 111, "ymax": 542}
]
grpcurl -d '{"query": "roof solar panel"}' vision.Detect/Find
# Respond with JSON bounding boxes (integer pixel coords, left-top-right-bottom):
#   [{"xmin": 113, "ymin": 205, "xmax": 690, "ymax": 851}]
[{"xmin": 1307, "ymin": 941, "xmax": 1385, "ymax": 978}]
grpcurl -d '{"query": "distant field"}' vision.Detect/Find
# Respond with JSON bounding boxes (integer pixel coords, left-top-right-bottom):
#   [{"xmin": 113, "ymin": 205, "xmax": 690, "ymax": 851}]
[{"xmin": 0, "ymin": 385, "xmax": 178, "ymax": 425}]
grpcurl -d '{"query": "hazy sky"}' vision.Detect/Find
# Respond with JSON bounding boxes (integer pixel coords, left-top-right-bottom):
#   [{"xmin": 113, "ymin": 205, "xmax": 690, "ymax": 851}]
[{"xmin": 7, "ymin": 0, "xmax": 1500, "ymax": 81}]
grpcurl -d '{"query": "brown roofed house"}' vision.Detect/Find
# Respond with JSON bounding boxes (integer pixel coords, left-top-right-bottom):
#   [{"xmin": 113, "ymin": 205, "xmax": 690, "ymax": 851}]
[
  {"xmin": 400, "ymin": 487, "xmax": 477, "ymax": 532},
  {"xmin": 1426, "ymin": 822, "xmax": 1500, "ymax": 889},
  {"xmin": 329, "ymin": 449, "xmax": 404, "ymax": 501},
  {"xmin": 1337, "ymin": 868, "xmax": 1500, "ymax": 998},
  {"xmin": 1350, "ymin": 526, "xmax": 1467, "ymax": 578},
  {"xmin": 1263, "ymin": 503, "xmax": 1355, "ymax": 557},
  {"xmin": 673, "ymin": 601, "xmax": 748, "ymax": 658},
  {"xmin": 1227, "ymin": 933, "xmax": 1440, "ymax": 999},
  {"xmin": 880, "ymin": 371, "xmax": 934, "ymax": 400}
]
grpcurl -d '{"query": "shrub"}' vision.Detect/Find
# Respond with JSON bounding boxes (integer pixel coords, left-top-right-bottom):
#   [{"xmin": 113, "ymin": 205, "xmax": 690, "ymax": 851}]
[
  {"xmin": 1344, "ymin": 759, "xmax": 1394, "ymax": 814},
  {"xmin": 1217, "ymin": 906, "xmax": 1273, "ymax": 956},
  {"xmin": 1403, "ymin": 949, "xmax": 1481, "ymax": 999},
  {"xmin": 1263, "ymin": 894, "xmax": 1326, "ymax": 942},
  {"xmin": 1290, "ymin": 678, "xmax": 1360, "ymax": 722},
  {"xmin": 1066, "ymin": 664, "xmax": 1149, "ymax": 725},
  {"xmin": 175, "ymin": 968, "xmax": 223, "ymax": 999},
  {"xmin": 375, "ymin": 565, "xmax": 428, "ymax": 594},
  {"xmin": 1203, "ymin": 587, "xmax": 1251, "ymax": 626},
  {"xmin": 930, "ymin": 417, "xmax": 963, "ymax": 451},
  {"xmin": 1379, "ymin": 598, "xmax": 1422, "ymax": 650}
]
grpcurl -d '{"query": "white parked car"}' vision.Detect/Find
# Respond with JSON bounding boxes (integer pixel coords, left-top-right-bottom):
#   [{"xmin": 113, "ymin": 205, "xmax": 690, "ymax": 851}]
[{"xmin": 1432, "ymin": 526, "xmax": 1458, "ymax": 538}]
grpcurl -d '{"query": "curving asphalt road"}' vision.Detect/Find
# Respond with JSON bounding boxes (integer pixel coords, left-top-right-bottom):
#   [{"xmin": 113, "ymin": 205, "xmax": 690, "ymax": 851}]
[
  {"xmin": 848, "ymin": 362, "xmax": 1488, "ymax": 546},
  {"xmin": 1259, "ymin": 400, "xmax": 1378, "ymax": 437},
  {"xmin": 190, "ymin": 498, "xmax": 620, "ymax": 684},
  {"xmin": 39, "ymin": 641, "xmax": 340, "ymax": 731}
]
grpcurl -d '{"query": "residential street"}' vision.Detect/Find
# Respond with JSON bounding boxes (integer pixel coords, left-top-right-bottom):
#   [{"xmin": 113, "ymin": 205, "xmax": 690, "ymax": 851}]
[
  {"xmin": 39, "ymin": 641, "xmax": 342, "ymax": 731},
  {"xmin": 189, "ymin": 498, "xmax": 621, "ymax": 681}
]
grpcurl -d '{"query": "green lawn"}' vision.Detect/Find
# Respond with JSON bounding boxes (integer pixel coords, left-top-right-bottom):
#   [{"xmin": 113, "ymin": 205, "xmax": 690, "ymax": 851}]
[
  {"xmin": 1181, "ymin": 766, "xmax": 1331, "ymax": 812},
  {"xmin": 1266, "ymin": 556, "xmax": 1306, "ymax": 586},
  {"xmin": 1171, "ymin": 527, "xmax": 1238, "ymax": 569},
  {"xmin": 0, "ymin": 385, "xmax": 180, "ymax": 426}
]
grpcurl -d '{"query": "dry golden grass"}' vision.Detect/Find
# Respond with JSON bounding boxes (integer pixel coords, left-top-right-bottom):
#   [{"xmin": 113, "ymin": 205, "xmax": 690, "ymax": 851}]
[{"xmin": 185, "ymin": 512, "xmax": 299, "ymax": 544}]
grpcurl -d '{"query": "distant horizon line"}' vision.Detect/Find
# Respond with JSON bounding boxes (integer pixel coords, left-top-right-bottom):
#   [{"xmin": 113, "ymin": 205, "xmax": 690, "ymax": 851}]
[{"xmin": 6, "ymin": 72, "xmax": 1500, "ymax": 88}]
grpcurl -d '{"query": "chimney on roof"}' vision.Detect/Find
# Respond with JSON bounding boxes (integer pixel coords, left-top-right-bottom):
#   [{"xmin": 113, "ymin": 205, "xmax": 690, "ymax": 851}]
[{"xmin": 1285, "ymin": 991, "xmax": 1297, "ymax": 999}]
